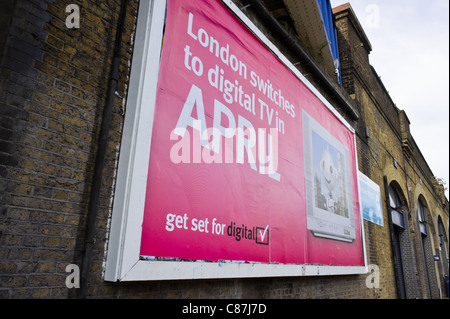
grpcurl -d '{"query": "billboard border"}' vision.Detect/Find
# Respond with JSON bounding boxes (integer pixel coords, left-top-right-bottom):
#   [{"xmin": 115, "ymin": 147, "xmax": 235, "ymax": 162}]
[{"xmin": 104, "ymin": 0, "xmax": 367, "ymax": 282}]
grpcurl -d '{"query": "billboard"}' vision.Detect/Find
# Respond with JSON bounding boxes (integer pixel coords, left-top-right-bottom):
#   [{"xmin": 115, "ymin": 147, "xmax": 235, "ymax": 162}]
[
  {"xmin": 138, "ymin": 0, "xmax": 363, "ymax": 267},
  {"xmin": 358, "ymin": 172, "xmax": 384, "ymax": 227}
]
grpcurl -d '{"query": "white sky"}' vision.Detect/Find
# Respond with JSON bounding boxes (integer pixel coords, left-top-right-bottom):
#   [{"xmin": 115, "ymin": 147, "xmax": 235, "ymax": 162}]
[{"xmin": 330, "ymin": 0, "xmax": 450, "ymax": 198}]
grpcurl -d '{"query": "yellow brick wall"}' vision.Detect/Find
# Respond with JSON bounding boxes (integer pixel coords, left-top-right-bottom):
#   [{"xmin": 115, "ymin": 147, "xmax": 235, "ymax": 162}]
[{"xmin": 0, "ymin": 0, "xmax": 447, "ymax": 299}]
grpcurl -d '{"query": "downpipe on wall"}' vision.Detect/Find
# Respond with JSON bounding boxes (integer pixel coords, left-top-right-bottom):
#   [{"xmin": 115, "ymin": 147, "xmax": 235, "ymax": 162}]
[{"xmin": 79, "ymin": 0, "xmax": 129, "ymax": 299}]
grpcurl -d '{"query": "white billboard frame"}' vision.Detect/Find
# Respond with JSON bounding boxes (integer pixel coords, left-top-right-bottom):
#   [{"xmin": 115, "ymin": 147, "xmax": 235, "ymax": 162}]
[{"xmin": 104, "ymin": 0, "xmax": 367, "ymax": 282}]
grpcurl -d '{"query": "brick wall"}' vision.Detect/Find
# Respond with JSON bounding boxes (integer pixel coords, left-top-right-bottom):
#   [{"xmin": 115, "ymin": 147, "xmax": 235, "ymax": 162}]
[
  {"xmin": 0, "ymin": 0, "xmax": 137, "ymax": 298},
  {"xmin": 334, "ymin": 4, "xmax": 449, "ymax": 299},
  {"xmin": 0, "ymin": 0, "xmax": 447, "ymax": 299},
  {"xmin": 0, "ymin": 0, "xmax": 379, "ymax": 299}
]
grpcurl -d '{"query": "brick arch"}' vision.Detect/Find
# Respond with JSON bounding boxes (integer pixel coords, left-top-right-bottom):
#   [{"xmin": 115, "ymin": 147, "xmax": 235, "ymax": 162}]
[
  {"xmin": 413, "ymin": 183, "xmax": 440, "ymax": 247},
  {"xmin": 437, "ymin": 215, "xmax": 449, "ymax": 244},
  {"xmin": 417, "ymin": 195, "xmax": 438, "ymax": 235},
  {"xmin": 387, "ymin": 179, "xmax": 409, "ymax": 211},
  {"xmin": 415, "ymin": 193, "xmax": 440, "ymax": 298},
  {"xmin": 437, "ymin": 215, "xmax": 449, "ymax": 297},
  {"xmin": 383, "ymin": 165, "xmax": 409, "ymax": 211},
  {"xmin": 435, "ymin": 211, "xmax": 449, "ymax": 244},
  {"xmin": 383, "ymin": 175, "xmax": 420, "ymax": 298}
]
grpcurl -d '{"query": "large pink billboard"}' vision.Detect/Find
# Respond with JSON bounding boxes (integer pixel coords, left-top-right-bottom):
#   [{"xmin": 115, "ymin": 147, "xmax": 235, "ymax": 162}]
[{"xmin": 139, "ymin": 0, "xmax": 363, "ymax": 266}]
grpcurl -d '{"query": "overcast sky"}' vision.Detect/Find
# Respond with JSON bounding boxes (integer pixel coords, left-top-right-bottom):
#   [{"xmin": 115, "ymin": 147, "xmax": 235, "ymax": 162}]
[{"xmin": 330, "ymin": 0, "xmax": 450, "ymax": 198}]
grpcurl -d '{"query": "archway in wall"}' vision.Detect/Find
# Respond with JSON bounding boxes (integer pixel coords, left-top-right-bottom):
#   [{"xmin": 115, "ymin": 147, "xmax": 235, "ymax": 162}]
[
  {"xmin": 386, "ymin": 180, "xmax": 409, "ymax": 299},
  {"xmin": 416, "ymin": 196, "xmax": 439, "ymax": 298},
  {"xmin": 437, "ymin": 216, "xmax": 449, "ymax": 297},
  {"xmin": 383, "ymin": 177, "xmax": 422, "ymax": 299}
]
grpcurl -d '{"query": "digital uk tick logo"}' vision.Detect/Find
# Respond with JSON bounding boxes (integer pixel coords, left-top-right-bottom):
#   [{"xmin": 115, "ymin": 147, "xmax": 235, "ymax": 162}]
[{"xmin": 226, "ymin": 222, "xmax": 270, "ymax": 245}]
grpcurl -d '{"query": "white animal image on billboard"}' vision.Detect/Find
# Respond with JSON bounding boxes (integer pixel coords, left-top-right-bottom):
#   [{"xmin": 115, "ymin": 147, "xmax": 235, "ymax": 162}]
[{"xmin": 303, "ymin": 111, "xmax": 356, "ymax": 242}]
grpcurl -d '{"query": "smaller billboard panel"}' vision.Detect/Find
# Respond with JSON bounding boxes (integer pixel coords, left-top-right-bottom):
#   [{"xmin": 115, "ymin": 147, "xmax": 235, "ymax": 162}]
[{"xmin": 358, "ymin": 172, "xmax": 384, "ymax": 227}]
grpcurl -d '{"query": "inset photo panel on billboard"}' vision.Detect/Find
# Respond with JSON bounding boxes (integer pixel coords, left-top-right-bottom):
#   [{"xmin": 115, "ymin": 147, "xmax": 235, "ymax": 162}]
[
  {"xmin": 303, "ymin": 111, "xmax": 356, "ymax": 243},
  {"xmin": 105, "ymin": 0, "xmax": 367, "ymax": 282}
]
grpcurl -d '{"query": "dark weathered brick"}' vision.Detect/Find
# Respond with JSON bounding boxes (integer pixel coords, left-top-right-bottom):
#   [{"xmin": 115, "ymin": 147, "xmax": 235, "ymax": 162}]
[{"xmin": 0, "ymin": 0, "xmax": 447, "ymax": 301}]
